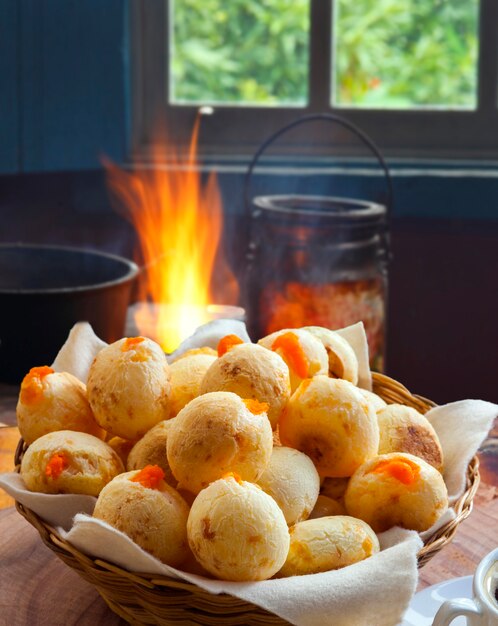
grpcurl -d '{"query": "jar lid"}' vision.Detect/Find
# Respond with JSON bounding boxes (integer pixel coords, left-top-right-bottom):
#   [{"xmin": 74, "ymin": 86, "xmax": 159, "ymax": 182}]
[{"xmin": 252, "ymin": 195, "xmax": 386, "ymax": 229}]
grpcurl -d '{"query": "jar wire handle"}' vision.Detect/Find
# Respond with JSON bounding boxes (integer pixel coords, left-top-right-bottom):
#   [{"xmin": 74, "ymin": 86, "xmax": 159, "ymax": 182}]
[{"xmin": 243, "ymin": 113, "xmax": 394, "ymax": 220}]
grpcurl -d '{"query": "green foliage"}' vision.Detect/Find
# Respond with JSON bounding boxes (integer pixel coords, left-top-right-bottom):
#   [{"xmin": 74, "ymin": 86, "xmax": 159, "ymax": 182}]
[
  {"xmin": 171, "ymin": 0, "xmax": 309, "ymax": 104},
  {"xmin": 171, "ymin": 0, "xmax": 478, "ymax": 108},
  {"xmin": 334, "ymin": 0, "xmax": 478, "ymax": 107}
]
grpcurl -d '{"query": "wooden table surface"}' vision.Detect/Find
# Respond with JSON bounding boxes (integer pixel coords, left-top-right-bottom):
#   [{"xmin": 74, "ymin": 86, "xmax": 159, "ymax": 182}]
[{"xmin": 0, "ymin": 384, "xmax": 497, "ymax": 626}]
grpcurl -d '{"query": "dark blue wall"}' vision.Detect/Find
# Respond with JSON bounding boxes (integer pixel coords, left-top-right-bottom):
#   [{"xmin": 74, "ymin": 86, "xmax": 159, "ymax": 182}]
[
  {"xmin": 2, "ymin": 0, "xmax": 129, "ymax": 173},
  {"xmin": 0, "ymin": 0, "xmax": 19, "ymax": 172}
]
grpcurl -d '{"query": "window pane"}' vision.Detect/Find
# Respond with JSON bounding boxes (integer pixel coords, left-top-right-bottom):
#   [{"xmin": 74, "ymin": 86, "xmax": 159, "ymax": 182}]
[
  {"xmin": 170, "ymin": 0, "xmax": 309, "ymax": 106},
  {"xmin": 333, "ymin": 0, "xmax": 479, "ymax": 109}
]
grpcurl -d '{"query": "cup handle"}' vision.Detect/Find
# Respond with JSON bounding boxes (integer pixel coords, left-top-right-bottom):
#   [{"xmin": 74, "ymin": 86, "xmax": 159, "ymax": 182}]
[{"xmin": 432, "ymin": 598, "xmax": 482, "ymax": 625}]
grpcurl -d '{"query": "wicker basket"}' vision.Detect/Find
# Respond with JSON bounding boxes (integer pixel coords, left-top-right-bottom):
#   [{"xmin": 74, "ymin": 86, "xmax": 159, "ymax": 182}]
[{"xmin": 14, "ymin": 372, "xmax": 480, "ymax": 626}]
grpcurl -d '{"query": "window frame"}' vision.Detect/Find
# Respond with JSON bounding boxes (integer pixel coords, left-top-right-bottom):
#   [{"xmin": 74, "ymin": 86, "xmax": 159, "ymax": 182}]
[{"xmin": 130, "ymin": 0, "xmax": 498, "ymax": 162}]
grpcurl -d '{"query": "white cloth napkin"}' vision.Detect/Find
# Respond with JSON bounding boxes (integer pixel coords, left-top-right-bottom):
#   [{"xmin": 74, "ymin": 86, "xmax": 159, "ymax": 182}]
[
  {"xmin": 0, "ymin": 472, "xmax": 96, "ymax": 530},
  {"xmin": 168, "ymin": 318, "xmax": 251, "ymax": 361},
  {"xmin": 424, "ymin": 400, "xmax": 497, "ymax": 504},
  {"xmin": 51, "ymin": 321, "xmax": 107, "ymax": 384},
  {"xmin": 335, "ymin": 322, "xmax": 372, "ymax": 391},
  {"xmin": 1, "ymin": 322, "xmax": 496, "ymax": 626},
  {"xmin": 58, "ymin": 515, "xmax": 421, "ymax": 626}
]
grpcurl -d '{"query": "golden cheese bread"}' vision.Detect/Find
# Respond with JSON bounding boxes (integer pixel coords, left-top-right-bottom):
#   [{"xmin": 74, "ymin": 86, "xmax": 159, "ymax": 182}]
[
  {"xmin": 127, "ymin": 420, "xmax": 176, "ymax": 487},
  {"xmin": 257, "ymin": 446, "xmax": 320, "ymax": 525},
  {"xmin": 17, "ymin": 366, "xmax": 103, "ymax": 444},
  {"xmin": 278, "ymin": 515, "xmax": 379, "ymax": 577},
  {"xmin": 308, "ymin": 494, "xmax": 347, "ymax": 519},
  {"xmin": 93, "ymin": 466, "xmax": 189, "ymax": 566},
  {"xmin": 169, "ymin": 353, "xmax": 217, "ymax": 416},
  {"xmin": 87, "ymin": 336, "xmax": 171, "ymax": 440},
  {"xmin": 359, "ymin": 388, "xmax": 388, "ymax": 412},
  {"xmin": 279, "ymin": 376, "xmax": 379, "ymax": 477},
  {"xmin": 20, "ymin": 430, "xmax": 124, "ymax": 496},
  {"xmin": 344, "ymin": 452, "xmax": 448, "ymax": 532},
  {"xmin": 377, "ymin": 404, "xmax": 444, "ymax": 472},
  {"xmin": 258, "ymin": 329, "xmax": 328, "ymax": 393},
  {"xmin": 303, "ymin": 326, "xmax": 359, "ymax": 384},
  {"xmin": 200, "ymin": 342, "xmax": 291, "ymax": 429},
  {"xmin": 187, "ymin": 474, "xmax": 289, "ymax": 581},
  {"xmin": 167, "ymin": 391, "xmax": 273, "ymax": 494}
]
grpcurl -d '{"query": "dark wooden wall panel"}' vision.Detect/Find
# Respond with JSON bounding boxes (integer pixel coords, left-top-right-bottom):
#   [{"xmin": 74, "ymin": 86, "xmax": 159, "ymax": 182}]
[
  {"xmin": 0, "ymin": 1, "xmax": 19, "ymax": 173},
  {"xmin": 20, "ymin": 0, "xmax": 130, "ymax": 172}
]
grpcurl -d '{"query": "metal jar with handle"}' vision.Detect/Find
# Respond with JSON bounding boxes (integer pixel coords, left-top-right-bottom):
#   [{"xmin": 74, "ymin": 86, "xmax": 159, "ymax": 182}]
[{"xmin": 244, "ymin": 114, "xmax": 392, "ymax": 371}]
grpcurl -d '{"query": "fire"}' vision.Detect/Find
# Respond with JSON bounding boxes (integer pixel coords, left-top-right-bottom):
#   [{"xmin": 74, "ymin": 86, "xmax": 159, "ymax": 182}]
[{"xmin": 104, "ymin": 119, "xmax": 238, "ymax": 353}]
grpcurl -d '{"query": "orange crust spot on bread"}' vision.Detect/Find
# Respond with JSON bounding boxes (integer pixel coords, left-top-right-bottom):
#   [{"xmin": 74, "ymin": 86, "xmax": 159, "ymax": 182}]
[
  {"xmin": 362, "ymin": 536, "xmax": 374, "ymax": 555},
  {"xmin": 130, "ymin": 464, "xmax": 165, "ymax": 489},
  {"xmin": 243, "ymin": 398, "xmax": 269, "ymax": 415},
  {"xmin": 20, "ymin": 366, "xmax": 54, "ymax": 405},
  {"xmin": 272, "ymin": 332, "xmax": 309, "ymax": 379},
  {"xmin": 222, "ymin": 471, "xmax": 243, "ymax": 485},
  {"xmin": 217, "ymin": 334, "xmax": 244, "ymax": 357},
  {"xmin": 371, "ymin": 458, "xmax": 420, "ymax": 485},
  {"xmin": 122, "ymin": 337, "xmax": 148, "ymax": 361},
  {"xmin": 201, "ymin": 517, "xmax": 216, "ymax": 540},
  {"xmin": 45, "ymin": 452, "xmax": 69, "ymax": 479},
  {"xmin": 122, "ymin": 337, "xmax": 145, "ymax": 351}
]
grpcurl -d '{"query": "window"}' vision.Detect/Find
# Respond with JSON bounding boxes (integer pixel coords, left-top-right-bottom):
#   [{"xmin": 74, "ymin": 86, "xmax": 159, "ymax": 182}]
[{"xmin": 131, "ymin": 0, "xmax": 498, "ymax": 160}]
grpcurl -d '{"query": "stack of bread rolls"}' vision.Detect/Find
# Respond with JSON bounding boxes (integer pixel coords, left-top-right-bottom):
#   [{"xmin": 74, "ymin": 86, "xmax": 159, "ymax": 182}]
[{"xmin": 17, "ymin": 327, "xmax": 448, "ymax": 580}]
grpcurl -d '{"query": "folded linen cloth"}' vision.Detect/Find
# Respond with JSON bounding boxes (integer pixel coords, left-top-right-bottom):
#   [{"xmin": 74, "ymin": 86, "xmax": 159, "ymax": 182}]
[
  {"xmin": 58, "ymin": 515, "xmax": 422, "ymax": 626},
  {"xmin": 1, "ymin": 322, "xmax": 496, "ymax": 626},
  {"xmin": 51, "ymin": 321, "xmax": 107, "ymax": 384},
  {"xmin": 0, "ymin": 472, "xmax": 96, "ymax": 530}
]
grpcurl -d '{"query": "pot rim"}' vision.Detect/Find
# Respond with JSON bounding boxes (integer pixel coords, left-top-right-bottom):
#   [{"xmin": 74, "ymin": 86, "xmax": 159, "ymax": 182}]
[
  {"xmin": 0, "ymin": 242, "xmax": 139, "ymax": 295},
  {"xmin": 252, "ymin": 194, "xmax": 386, "ymax": 221}
]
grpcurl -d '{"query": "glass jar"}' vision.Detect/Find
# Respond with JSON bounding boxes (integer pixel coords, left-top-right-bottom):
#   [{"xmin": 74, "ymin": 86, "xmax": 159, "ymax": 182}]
[{"xmin": 245, "ymin": 194, "xmax": 388, "ymax": 371}]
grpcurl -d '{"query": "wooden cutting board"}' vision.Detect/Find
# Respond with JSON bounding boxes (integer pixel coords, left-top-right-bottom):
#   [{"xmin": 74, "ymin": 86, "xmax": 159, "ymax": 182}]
[{"xmin": 1, "ymin": 494, "xmax": 497, "ymax": 626}]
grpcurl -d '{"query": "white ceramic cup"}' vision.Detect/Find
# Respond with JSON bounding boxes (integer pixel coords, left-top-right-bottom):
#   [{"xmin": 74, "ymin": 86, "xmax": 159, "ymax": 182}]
[{"xmin": 432, "ymin": 548, "xmax": 498, "ymax": 625}]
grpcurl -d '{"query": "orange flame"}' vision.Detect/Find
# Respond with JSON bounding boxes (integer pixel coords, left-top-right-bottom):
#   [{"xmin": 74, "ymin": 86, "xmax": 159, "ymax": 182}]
[{"xmin": 104, "ymin": 119, "xmax": 238, "ymax": 352}]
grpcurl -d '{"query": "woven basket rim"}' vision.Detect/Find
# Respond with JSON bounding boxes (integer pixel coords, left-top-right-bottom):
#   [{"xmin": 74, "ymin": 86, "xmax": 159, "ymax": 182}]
[{"xmin": 13, "ymin": 372, "xmax": 481, "ymax": 594}]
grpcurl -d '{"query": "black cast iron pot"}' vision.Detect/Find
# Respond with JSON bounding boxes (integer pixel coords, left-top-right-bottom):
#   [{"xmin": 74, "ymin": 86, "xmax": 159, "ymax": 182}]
[{"xmin": 0, "ymin": 243, "xmax": 138, "ymax": 384}]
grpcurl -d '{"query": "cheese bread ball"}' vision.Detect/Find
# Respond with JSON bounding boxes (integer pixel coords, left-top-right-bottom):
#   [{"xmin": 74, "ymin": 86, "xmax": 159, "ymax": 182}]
[
  {"xmin": 377, "ymin": 404, "xmax": 444, "ymax": 472},
  {"xmin": 308, "ymin": 495, "xmax": 346, "ymax": 519},
  {"xmin": 20, "ymin": 430, "xmax": 124, "ymax": 495},
  {"xmin": 280, "ymin": 376, "xmax": 379, "ymax": 477},
  {"xmin": 257, "ymin": 446, "xmax": 320, "ymax": 525},
  {"xmin": 169, "ymin": 353, "xmax": 217, "ymax": 416},
  {"xmin": 17, "ymin": 366, "xmax": 104, "ymax": 444},
  {"xmin": 167, "ymin": 392, "xmax": 273, "ymax": 494},
  {"xmin": 107, "ymin": 436, "xmax": 137, "ymax": 466},
  {"xmin": 93, "ymin": 466, "xmax": 189, "ymax": 566},
  {"xmin": 171, "ymin": 346, "xmax": 217, "ymax": 361},
  {"xmin": 187, "ymin": 475, "xmax": 289, "ymax": 581},
  {"xmin": 127, "ymin": 420, "xmax": 176, "ymax": 487},
  {"xmin": 320, "ymin": 477, "xmax": 350, "ymax": 501},
  {"xmin": 87, "ymin": 337, "xmax": 171, "ymax": 440},
  {"xmin": 279, "ymin": 516, "xmax": 379, "ymax": 577},
  {"xmin": 359, "ymin": 388, "xmax": 388, "ymax": 412},
  {"xmin": 344, "ymin": 452, "xmax": 448, "ymax": 533},
  {"xmin": 258, "ymin": 329, "xmax": 328, "ymax": 393},
  {"xmin": 303, "ymin": 327, "xmax": 359, "ymax": 385},
  {"xmin": 200, "ymin": 343, "xmax": 291, "ymax": 429}
]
